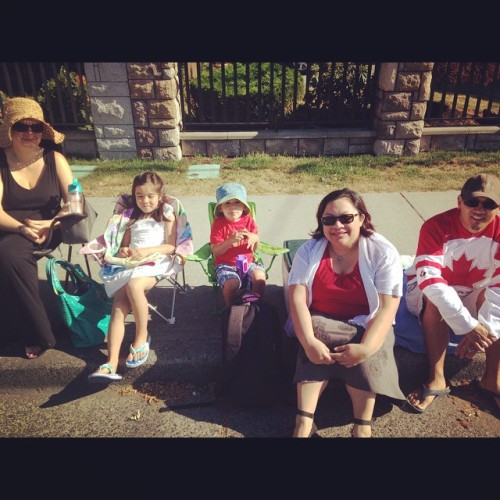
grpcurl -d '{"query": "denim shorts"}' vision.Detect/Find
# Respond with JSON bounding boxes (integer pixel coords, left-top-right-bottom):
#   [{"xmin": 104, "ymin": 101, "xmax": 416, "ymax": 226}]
[{"xmin": 215, "ymin": 262, "xmax": 265, "ymax": 289}]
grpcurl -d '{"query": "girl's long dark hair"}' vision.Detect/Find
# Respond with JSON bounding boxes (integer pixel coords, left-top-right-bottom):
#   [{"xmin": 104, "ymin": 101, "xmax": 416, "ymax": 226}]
[
  {"xmin": 310, "ymin": 188, "xmax": 375, "ymax": 240},
  {"xmin": 126, "ymin": 171, "xmax": 167, "ymax": 224}
]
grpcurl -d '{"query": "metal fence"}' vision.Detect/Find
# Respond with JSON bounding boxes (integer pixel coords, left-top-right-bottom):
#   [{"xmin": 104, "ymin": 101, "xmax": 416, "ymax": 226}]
[
  {"xmin": 0, "ymin": 62, "xmax": 92, "ymax": 129},
  {"xmin": 2, "ymin": 62, "xmax": 499, "ymax": 133},
  {"xmin": 426, "ymin": 62, "xmax": 500, "ymax": 125},
  {"xmin": 178, "ymin": 62, "xmax": 379, "ymax": 131}
]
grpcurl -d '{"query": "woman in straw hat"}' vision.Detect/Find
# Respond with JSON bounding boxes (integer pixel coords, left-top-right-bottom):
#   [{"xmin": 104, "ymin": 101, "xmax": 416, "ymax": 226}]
[{"xmin": 0, "ymin": 97, "xmax": 74, "ymax": 358}]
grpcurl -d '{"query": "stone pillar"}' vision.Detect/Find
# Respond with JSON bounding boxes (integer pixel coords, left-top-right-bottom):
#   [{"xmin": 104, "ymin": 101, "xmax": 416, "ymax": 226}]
[
  {"xmin": 84, "ymin": 63, "xmax": 137, "ymax": 159},
  {"xmin": 373, "ymin": 62, "xmax": 434, "ymax": 156},
  {"xmin": 128, "ymin": 62, "xmax": 182, "ymax": 161}
]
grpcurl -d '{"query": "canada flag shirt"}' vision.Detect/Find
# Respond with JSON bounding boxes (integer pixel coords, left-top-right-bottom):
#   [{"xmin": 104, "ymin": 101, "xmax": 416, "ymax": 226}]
[{"xmin": 410, "ymin": 208, "xmax": 500, "ymax": 335}]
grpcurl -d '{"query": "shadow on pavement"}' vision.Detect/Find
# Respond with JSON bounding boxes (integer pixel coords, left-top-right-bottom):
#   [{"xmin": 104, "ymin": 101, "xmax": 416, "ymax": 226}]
[{"xmin": 39, "ymin": 371, "xmax": 109, "ymax": 408}]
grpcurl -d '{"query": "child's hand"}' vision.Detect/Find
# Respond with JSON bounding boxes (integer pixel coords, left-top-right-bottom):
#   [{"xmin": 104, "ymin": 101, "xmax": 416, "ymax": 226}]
[
  {"xmin": 128, "ymin": 248, "xmax": 150, "ymax": 261},
  {"xmin": 118, "ymin": 247, "xmax": 132, "ymax": 258},
  {"xmin": 230, "ymin": 230, "xmax": 248, "ymax": 247},
  {"xmin": 245, "ymin": 232, "xmax": 259, "ymax": 251}
]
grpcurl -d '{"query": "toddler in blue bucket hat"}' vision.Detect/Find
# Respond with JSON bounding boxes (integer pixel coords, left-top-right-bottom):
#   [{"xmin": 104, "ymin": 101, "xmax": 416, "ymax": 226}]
[{"xmin": 210, "ymin": 182, "xmax": 266, "ymax": 306}]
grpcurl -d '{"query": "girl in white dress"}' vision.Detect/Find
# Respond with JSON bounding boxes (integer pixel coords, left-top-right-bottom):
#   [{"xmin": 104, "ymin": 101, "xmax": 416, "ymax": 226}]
[{"xmin": 88, "ymin": 171, "xmax": 178, "ymax": 383}]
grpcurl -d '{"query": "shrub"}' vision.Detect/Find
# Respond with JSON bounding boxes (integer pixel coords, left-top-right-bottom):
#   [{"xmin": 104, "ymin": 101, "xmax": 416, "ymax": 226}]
[
  {"xmin": 186, "ymin": 62, "xmax": 304, "ymax": 126},
  {"xmin": 37, "ymin": 66, "xmax": 92, "ymax": 127},
  {"xmin": 292, "ymin": 62, "xmax": 378, "ymax": 123}
]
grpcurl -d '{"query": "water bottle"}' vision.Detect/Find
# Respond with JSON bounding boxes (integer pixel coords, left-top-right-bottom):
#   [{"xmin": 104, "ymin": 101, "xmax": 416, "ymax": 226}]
[
  {"xmin": 68, "ymin": 178, "xmax": 83, "ymax": 214},
  {"xmin": 235, "ymin": 254, "xmax": 248, "ymax": 280}
]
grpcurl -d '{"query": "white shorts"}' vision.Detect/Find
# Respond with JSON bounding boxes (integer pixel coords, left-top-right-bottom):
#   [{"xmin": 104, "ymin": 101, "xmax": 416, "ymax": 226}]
[{"xmin": 406, "ymin": 278, "xmax": 500, "ymax": 339}]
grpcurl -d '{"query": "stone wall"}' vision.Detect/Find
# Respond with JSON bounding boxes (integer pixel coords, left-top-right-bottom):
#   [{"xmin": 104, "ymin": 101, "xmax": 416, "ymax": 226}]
[
  {"xmin": 181, "ymin": 129, "xmax": 375, "ymax": 157},
  {"xmin": 421, "ymin": 126, "xmax": 500, "ymax": 152},
  {"xmin": 373, "ymin": 62, "xmax": 434, "ymax": 156},
  {"xmin": 84, "ymin": 62, "xmax": 182, "ymax": 161},
  {"xmin": 178, "ymin": 127, "xmax": 500, "ymax": 157},
  {"xmin": 128, "ymin": 62, "xmax": 182, "ymax": 161},
  {"xmin": 84, "ymin": 63, "xmax": 137, "ymax": 159}
]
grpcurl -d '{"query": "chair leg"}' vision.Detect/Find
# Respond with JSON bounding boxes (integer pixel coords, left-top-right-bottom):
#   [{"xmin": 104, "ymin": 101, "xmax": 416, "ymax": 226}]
[
  {"xmin": 147, "ymin": 274, "xmax": 188, "ymax": 325},
  {"xmin": 169, "ymin": 275, "xmax": 188, "ymax": 295},
  {"xmin": 65, "ymin": 245, "xmax": 73, "ymax": 288},
  {"xmin": 167, "ymin": 279, "xmax": 177, "ymax": 324},
  {"xmin": 148, "ymin": 302, "xmax": 175, "ymax": 324}
]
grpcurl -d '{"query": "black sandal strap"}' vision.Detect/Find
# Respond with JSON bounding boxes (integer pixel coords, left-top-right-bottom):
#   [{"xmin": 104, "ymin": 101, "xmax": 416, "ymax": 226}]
[
  {"xmin": 297, "ymin": 409, "xmax": 315, "ymax": 419},
  {"xmin": 353, "ymin": 418, "xmax": 372, "ymax": 426}
]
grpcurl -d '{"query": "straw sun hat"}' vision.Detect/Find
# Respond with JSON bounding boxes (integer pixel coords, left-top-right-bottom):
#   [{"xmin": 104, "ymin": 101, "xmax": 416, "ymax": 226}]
[{"xmin": 0, "ymin": 97, "xmax": 65, "ymax": 148}]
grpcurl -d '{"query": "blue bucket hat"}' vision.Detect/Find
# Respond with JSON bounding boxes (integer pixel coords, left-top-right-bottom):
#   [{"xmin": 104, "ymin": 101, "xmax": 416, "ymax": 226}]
[{"xmin": 214, "ymin": 182, "xmax": 251, "ymax": 216}]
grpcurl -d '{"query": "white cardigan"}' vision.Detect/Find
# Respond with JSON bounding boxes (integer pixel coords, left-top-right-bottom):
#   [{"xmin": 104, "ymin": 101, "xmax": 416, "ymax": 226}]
[{"xmin": 286, "ymin": 233, "xmax": 402, "ymax": 334}]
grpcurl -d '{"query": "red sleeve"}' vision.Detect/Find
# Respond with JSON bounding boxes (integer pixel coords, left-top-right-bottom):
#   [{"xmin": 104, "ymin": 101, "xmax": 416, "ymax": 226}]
[
  {"xmin": 210, "ymin": 217, "xmax": 226, "ymax": 245},
  {"xmin": 246, "ymin": 216, "xmax": 258, "ymax": 234}
]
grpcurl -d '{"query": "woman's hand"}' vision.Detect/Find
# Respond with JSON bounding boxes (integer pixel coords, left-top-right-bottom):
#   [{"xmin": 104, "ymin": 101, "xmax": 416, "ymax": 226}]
[
  {"xmin": 330, "ymin": 344, "xmax": 369, "ymax": 368},
  {"xmin": 304, "ymin": 338, "xmax": 336, "ymax": 365},
  {"xmin": 24, "ymin": 218, "xmax": 51, "ymax": 231},
  {"xmin": 19, "ymin": 220, "xmax": 51, "ymax": 244},
  {"xmin": 18, "ymin": 224, "xmax": 41, "ymax": 243}
]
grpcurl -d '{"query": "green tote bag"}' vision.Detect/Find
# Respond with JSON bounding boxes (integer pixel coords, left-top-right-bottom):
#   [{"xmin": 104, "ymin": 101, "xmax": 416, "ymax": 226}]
[{"xmin": 45, "ymin": 258, "xmax": 112, "ymax": 348}]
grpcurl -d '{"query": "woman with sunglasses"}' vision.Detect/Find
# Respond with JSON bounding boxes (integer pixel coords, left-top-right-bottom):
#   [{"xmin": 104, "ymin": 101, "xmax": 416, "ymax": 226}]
[
  {"xmin": 0, "ymin": 97, "xmax": 73, "ymax": 358},
  {"xmin": 286, "ymin": 188, "xmax": 405, "ymax": 437},
  {"xmin": 406, "ymin": 174, "xmax": 500, "ymax": 417}
]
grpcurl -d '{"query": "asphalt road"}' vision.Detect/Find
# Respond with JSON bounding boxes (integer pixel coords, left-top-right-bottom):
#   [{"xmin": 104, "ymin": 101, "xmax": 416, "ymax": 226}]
[{"xmin": 1, "ymin": 366, "xmax": 499, "ymax": 438}]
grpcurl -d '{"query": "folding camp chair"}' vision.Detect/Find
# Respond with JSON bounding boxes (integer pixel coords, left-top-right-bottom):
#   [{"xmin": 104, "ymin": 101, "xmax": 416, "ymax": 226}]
[
  {"xmin": 185, "ymin": 200, "xmax": 288, "ymax": 314},
  {"xmin": 79, "ymin": 194, "xmax": 193, "ymax": 324},
  {"xmin": 33, "ymin": 204, "xmax": 98, "ymax": 287}
]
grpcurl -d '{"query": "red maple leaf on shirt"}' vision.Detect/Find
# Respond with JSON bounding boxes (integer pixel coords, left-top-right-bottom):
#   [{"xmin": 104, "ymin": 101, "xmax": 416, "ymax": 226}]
[
  {"xmin": 444, "ymin": 253, "xmax": 488, "ymax": 287},
  {"xmin": 493, "ymin": 246, "xmax": 500, "ymax": 280}
]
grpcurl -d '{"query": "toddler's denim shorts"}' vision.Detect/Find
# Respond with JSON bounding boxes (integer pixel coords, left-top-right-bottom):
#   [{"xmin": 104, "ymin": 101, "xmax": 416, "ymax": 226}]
[{"xmin": 215, "ymin": 262, "xmax": 265, "ymax": 289}]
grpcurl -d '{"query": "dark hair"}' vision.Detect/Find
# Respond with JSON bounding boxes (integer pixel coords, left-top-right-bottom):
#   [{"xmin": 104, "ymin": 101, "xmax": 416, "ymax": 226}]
[
  {"xmin": 310, "ymin": 188, "xmax": 375, "ymax": 239},
  {"xmin": 128, "ymin": 171, "xmax": 166, "ymax": 223}
]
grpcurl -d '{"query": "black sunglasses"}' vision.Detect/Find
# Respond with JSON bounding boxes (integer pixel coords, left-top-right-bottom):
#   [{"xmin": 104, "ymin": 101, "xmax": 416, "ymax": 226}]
[
  {"xmin": 11, "ymin": 121, "xmax": 44, "ymax": 133},
  {"xmin": 463, "ymin": 198, "xmax": 498, "ymax": 210},
  {"xmin": 321, "ymin": 213, "xmax": 359, "ymax": 226}
]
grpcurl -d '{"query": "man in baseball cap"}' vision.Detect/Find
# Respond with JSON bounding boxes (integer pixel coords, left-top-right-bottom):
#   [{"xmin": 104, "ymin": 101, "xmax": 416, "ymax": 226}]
[
  {"xmin": 460, "ymin": 173, "xmax": 500, "ymax": 205},
  {"xmin": 405, "ymin": 173, "xmax": 500, "ymax": 417}
]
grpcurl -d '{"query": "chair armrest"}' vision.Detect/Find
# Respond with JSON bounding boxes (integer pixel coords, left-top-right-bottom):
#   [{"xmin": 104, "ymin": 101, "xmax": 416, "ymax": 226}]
[
  {"xmin": 185, "ymin": 242, "xmax": 212, "ymax": 262},
  {"xmin": 258, "ymin": 241, "xmax": 290, "ymax": 256}
]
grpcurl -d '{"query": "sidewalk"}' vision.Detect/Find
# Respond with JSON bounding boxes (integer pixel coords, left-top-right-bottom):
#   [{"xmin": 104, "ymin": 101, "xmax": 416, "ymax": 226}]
[{"xmin": 0, "ymin": 192, "xmax": 490, "ymax": 395}]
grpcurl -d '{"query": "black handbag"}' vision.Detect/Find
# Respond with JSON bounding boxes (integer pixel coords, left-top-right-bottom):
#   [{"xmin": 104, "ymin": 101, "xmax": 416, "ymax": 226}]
[
  {"xmin": 33, "ymin": 197, "xmax": 98, "ymax": 258},
  {"xmin": 58, "ymin": 195, "xmax": 98, "ymax": 244}
]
